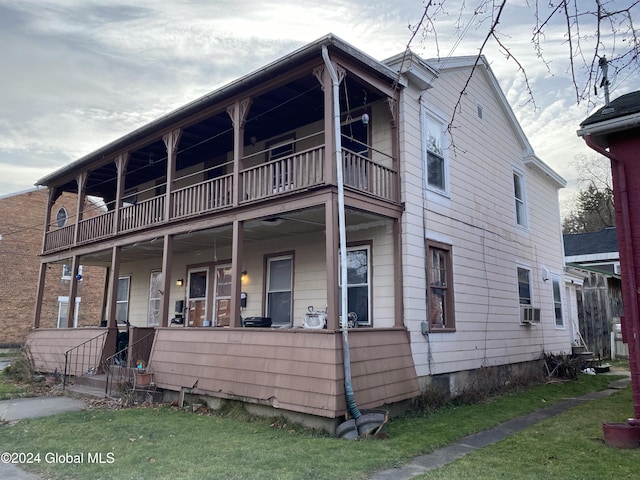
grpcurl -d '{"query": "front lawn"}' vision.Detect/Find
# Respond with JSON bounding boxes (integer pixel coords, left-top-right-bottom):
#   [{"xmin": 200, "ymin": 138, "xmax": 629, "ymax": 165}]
[{"xmin": 0, "ymin": 373, "xmax": 630, "ymax": 479}]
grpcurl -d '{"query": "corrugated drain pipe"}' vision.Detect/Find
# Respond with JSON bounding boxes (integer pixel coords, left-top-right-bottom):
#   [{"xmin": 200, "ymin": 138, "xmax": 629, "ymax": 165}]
[{"xmin": 322, "ymin": 44, "xmax": 361, "ymax": 420}]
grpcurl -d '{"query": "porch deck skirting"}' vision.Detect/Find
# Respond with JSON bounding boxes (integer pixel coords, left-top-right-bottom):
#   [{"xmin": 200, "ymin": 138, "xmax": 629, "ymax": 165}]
[{"xmin": 149, "ymin": 327, "xmax": 420, "ymax": 418}]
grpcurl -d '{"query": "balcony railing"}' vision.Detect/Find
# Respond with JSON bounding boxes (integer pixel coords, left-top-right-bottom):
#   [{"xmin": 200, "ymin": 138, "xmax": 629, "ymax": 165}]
[{"xmin": 43, "ymin": 145, "xmax": 398, "ymax": 253}]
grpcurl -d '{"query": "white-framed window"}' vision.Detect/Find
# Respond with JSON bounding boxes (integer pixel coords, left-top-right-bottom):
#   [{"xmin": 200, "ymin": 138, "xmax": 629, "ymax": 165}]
[
  {"xmin": 339, "ymin": 245, "xmax": 371, "ymax": 326},
  {"xmin": 513, "ymin": 170, "xmax": 528, "ymax": 227},
  {"xmin": 148, "ymin": 271, "xmax": 162, "ymax": 326},
  {"xmin": 266, "ymin": 254, "xmax": 293, "ymax": 326},
  {"xmin": 552, "ymin": 275, "xmax": 564, "ymax": 328},
  {"xmin": 57, "ymin": 296, "xmax": 80, "ymax": 328},
  {"xmin": 116, "ymin": 276, "xmax": 131, "ymax": 323},
  {"xmin": 517, "ymin": 266, "xmax": 532, "ymax": 305},
  {"xmin": 62, "ymin": 264, "xmax": 82, "ymax": 280},
  {"xmin": 423, "ymin": 108, "xmax": 448, "ymax": 194}
]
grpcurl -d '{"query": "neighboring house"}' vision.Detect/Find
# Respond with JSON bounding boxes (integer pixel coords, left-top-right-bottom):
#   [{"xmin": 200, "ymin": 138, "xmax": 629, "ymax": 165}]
[
  {"xmin": 564, "ymin": 227, "xmax": 620, "ymax": 274},
  {"xmin": 26, "ymin": 34, "xmax": 571, "ymax": 431},
  {"xmin": 563, "ymin": 227, "xmax": 623, "ymax": 358},
  {"xmin": 0, "ymin": 189, "xmax": 106, "ymax": 347},
  {"xmin": 577, "ymin": 89, "xmax": 640, "ymax": 420}
]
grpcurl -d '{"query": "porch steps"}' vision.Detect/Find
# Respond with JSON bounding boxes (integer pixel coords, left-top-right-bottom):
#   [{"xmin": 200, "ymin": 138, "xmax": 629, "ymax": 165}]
[
  {"xmin": 571, "ymin": 345, "xmax": 606, "ymax": 370},
  {"xmin": 65, "ymin": 373, "xmax": 108, "ymax": 400}
]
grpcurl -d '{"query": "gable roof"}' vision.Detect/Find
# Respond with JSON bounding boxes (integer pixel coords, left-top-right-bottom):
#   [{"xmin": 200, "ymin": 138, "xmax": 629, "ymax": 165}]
[
  {"xmin": 417, "ymin": 55, "xmax": 566, "ymax": 189},
  {"xmin": 563, "ymin": 226, "xmax": 618, "ymax": 256}
]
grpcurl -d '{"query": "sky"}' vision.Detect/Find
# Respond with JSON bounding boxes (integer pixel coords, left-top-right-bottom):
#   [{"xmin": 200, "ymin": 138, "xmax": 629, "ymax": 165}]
[{"xmin": 0, "ymin": 0, "xmax": 636, "ymax": 213}]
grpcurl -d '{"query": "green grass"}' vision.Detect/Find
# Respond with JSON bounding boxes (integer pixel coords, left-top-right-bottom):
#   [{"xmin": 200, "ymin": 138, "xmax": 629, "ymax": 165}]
[
  {"xmin": 0, "ymin": 374, "xmax": 629, "ymax": 480},
  {"xmin": 415, "ymin": 386, "xmax": 640, "ymax": 480},
  {"xmin": 0, "ymin": 380, "xmax": 30, "ymax": 400}
]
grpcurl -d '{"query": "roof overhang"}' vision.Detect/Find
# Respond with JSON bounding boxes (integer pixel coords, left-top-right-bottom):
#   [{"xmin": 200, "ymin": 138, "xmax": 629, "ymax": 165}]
[{"xmin": 576, "ymin": 112, "xmax": 640, "ymax": 149}]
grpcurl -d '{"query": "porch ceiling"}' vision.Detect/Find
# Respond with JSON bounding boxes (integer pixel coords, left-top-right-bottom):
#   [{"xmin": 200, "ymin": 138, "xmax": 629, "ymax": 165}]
[{"xmin": 74, "ymin": 207, "xmax": 384, "ymax": 265}]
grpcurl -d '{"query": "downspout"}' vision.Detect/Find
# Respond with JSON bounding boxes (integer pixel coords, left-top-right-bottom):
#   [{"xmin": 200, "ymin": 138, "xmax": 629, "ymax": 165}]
[
  {"xmin": 322, "ymin": 45, "xmax": 361, "ymax": 420},
  {"xmin": 585, "ymin": 134, "xmax": 640, "ymax": 420}
]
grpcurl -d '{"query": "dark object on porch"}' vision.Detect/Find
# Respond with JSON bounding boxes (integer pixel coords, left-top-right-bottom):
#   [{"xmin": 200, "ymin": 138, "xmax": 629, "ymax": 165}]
[{"xmin": 242, "ymin": 317, "xmax": 272, "ymax": 328}]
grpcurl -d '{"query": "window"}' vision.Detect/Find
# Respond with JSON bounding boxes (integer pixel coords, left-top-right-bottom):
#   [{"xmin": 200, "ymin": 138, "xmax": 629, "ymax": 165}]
[
  {"xmin": 56, "ymin": 207, "xmax": 68, "ymax": 227},
  {"xmin": 116, "ymin": 276, "xmax": 130, "ymax": 323},
  {"xmin": 62, "ymin": 264, "xmax": 82, "ymax": 280},
  {"xmin": 426, "ymin": 240, "xmax": 455, "ymax": 330},
  {"xmin": 148, "ymin": 271, "xmax": 162, "ymax": 326},
  {"xmin": 339, "ymin": 245, "xmax": 371, "ymax": 325},
  {"xmin": 423, "ymin": 110, "xmax": 447, "ymax": 193},
  {"xmin": 517, "ymin": 267, "xmax": 532, "ymax": 305},
  {"xmin": 552, "ymin": 275, "xmax": 564, "ymax": 327},
  {"xmin": 513, "ymin": 171, "xmax": 527, "ymax": 227},
  {"xmin": 57, "ymin": 296, "xmax": 80, "ymax": 328},
  {"xmin": 213, "ymin": 265, "xmax": 232, "ymax": 327},
  {"xmin": 266, "ymin": 255, "xmax": 293, "ymax": 326}
]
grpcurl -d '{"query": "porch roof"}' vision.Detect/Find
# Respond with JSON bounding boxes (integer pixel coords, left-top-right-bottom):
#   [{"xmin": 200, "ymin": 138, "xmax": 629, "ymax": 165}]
[{"xmin": 36, "ymin": 34, "xmax": 402, "ymax": 191}]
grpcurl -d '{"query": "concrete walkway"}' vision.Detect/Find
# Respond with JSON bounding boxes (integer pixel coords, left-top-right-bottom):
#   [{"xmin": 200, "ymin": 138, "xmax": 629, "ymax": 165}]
[{"xmin": 0, "ymin": 396, "xmax": 87, "ymax": 480}]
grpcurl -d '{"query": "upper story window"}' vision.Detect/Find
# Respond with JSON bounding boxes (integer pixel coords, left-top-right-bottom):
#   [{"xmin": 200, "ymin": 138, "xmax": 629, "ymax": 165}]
[
  {"xmin": 513, "ymin": 170, "xmax": 528, "ymax": 227},
  {"xmin": 56, "ymin": 207, "xmax": 68, "ymax": 227},
  {"xmin": 423, "ymin": 109, "xmax": 448, "ymax": 195}
]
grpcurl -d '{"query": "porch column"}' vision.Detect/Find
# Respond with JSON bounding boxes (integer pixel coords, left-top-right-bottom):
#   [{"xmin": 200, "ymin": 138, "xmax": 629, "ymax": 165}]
[
  {"xmin": 314, "ymin": 63, "xmax": 345, "ymax": 186},
  {"xmin": 230, "ymin": 220, "xmax": 244, "ymax": 328},
  {"xmin": 73, "ymin": 172, "xmax": 88, "ymax": 245},
  {"xmin": 106, "ymin": 246, "xmax": 122, "ymax": 329},
  {"xmin": 387, "ymin": 96, "xmax": 400, "ymax": 203},
  {"xmin": 34, "ymin": 188, "xmax": 60, "ymax": 328},
  {"xmin": 113, "ymin": 153, "xmax": 129, "ymax": 233},
  {"xmin": 227, "ymin": 98, "xmax": 251, "ymax": 206},
  {"xmin": 159, "ymin": 234, "xmax": 173, "ymax": 327},
  {"xmin": 325, "ymin": 197, "xmax": 339, "ymax": 330},
  {"xmin": 163, "ymin": 129, "xmax": 182, "ymax": 222},
  {"xmin": 66, "ymin": 255, "xmax": 81, "ymax": 328}
]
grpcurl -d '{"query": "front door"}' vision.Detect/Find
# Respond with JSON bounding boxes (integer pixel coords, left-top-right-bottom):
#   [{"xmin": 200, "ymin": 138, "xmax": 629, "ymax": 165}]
[
  {"xmin": 214, "ymin": 265, "xmax": 232, "ymax": 326},
  {"xmin": 187, "ymin": 268, "xmax": 208, "ymax": 327}
]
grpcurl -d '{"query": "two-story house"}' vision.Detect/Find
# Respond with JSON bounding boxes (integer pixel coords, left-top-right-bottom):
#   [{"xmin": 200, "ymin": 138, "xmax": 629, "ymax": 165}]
[{"xmin": 26, "ymin": 35, "xmax": 571, "ymax": 431}]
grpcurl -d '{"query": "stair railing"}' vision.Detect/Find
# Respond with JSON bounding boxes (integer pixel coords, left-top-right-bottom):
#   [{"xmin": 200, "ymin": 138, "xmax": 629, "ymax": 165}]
[
  {"xmin": 63, "ymin": 331, "xmax": 109, "ymax": 391},
  {"xmin": 103, "ymin": 331, "xmax": 156, "ymax": 398}
]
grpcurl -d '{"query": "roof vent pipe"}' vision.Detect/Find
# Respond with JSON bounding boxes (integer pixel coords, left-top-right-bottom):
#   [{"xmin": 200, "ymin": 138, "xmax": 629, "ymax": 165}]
[{"xmin": 322, "ymin": 44, "xmax": 361, "ymax": 421}]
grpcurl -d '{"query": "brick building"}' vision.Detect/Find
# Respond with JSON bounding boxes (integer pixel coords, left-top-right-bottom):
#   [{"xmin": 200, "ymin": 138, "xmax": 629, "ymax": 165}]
[{"xmin": 0, "ymin": 189, "xmax": 106, "ymax": 346}]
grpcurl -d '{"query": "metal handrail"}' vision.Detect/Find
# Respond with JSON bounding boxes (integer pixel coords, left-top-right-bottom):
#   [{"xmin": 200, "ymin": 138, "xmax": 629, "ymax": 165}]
[
  {"xmin": 103, "ymin": 331, "xmax": 156, "ymax": 398},
  {"xmin": 63, "ymin": 331, "xmax": 108, "ymax": 391}
]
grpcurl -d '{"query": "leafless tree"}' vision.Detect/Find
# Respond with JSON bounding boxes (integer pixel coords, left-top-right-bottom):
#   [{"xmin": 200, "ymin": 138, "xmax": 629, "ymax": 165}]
[{"xmin": 406, "ymin": 1, "xmax": 639, "ymax": 110}]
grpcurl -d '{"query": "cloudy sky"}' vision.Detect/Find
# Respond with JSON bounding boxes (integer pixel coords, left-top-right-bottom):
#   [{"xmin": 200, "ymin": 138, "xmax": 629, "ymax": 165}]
[{"xmin": 0, "ymin": 0, "xmax": 636, "ymax": 211}]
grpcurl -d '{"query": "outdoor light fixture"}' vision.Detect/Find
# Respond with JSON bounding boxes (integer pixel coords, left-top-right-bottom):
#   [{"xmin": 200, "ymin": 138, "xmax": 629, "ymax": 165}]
[
  {"xmin": 241, "ymin": 271, "xmax": 248, "ymax": 280},
  {"xmin": 176, "ymin": 278, "xmax": 184, "ymax": 286},
  {"xmin": 361, "ymin": 113, "xmax": 369, "ymax": 125}
]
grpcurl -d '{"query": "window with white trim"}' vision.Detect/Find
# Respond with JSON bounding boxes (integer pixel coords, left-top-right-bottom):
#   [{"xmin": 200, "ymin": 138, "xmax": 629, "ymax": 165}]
[
  {"xmin": 266, "ymin": 254, "xmax": 293, "ymax": 326},
  {"xmin": 552, "ymin": 275, "xmax": 564, "ymax": 327},
  {"xmin": 116, "ymin": 276, "xmax": 131, "ymax": 323},
  {"xmin": 148, "ymin": 271, "xmax": 162, "ymax": 326},
  {"xmin": 339, "ymin": 245, "xmax": 371, "ymax": 326},
  {"xmin": 423, "ymin": 109, "xmax": 448, "ymax": 194},
  {"xmin": 513, "ymin": 171, "xmax": 528, "ymax": 227},
  {"xmin": 57, "ymin": 296, "xmax": 80, "ymax": 328},
  {"xmin": 517, "ymin": 267, "xmax": 532, "ymax": 305},
  {"xmin": 62, "ymin": 264, "xmax": 82, "ymax": 280}
]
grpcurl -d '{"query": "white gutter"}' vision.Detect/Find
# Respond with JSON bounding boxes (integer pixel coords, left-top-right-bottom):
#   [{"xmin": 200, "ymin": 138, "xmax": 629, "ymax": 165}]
[{"xmin": 576, "ymin": 112, "xmax": 640, "ymax": 138}]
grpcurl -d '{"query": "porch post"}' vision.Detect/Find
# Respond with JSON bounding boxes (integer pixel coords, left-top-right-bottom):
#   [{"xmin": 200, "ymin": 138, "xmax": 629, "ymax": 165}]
[
  {"xmin": 227, "ymin": 98, "xmax": 251, "ymax": 206},
  {"xmin": 113, "ymin": 153, "xmax": 129, "ymax": 233},
  {"xmin": 163, "ymin": 129, "xmax": 182, "ymax": 222},
  {"xmin": 230, "ymin": 220, "xmax": 244, "ymax": 328},
  {"xmin": 73, "ymin": 172, "xmax": 88, "ymax": 245},
  {"xmin": 314, "ymin": 64, "xmax": 342, "ymax": 186},
  {"xmin": 160, "ymin": 234, "xmax": 173, "ymax": 327},
  {"xmin": 66, "ymin": 255, "xmax": 81, "ymax": 328},
  {"xmin": 106, "ymin": 246, "xmax": 122, "ymax": 329},
  {"xmin": 33, "ymin": 262, "xmax": 47, "ymax": 329},
  {"xmin": 325, "ymin": 197, "xmax": 339, "ymax": 330},
  {"xmin": 387, "ymin": 96, "xmax": 400, "ymax": 202}
]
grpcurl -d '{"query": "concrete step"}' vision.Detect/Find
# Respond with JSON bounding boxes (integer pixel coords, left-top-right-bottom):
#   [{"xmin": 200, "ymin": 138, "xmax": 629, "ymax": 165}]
[{"xmin": 74, "ymin": 373, "xmax": 108, "ymax": 389}]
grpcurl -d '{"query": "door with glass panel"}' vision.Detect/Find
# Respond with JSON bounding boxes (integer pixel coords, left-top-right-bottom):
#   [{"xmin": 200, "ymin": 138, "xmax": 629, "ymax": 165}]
[
  {"xmin": 213, "ymin": 265, "xmax": 232, "ymax": 326},
  {"xmin": 187, "ymin": 268, "xmax": 208, "ymax": 327}
]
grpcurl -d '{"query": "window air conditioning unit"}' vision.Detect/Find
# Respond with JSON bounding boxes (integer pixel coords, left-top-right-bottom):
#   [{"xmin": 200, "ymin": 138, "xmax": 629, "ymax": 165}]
[{"xmin": 521, "ymin": 306, "xmax": 541, "ymax": 325}]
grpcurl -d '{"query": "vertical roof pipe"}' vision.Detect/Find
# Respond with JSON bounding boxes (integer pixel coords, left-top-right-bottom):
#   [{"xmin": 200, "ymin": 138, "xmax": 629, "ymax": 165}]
[{"xmin": 322, "ymin": 45, "xmax": 361, "ymax": 420}]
